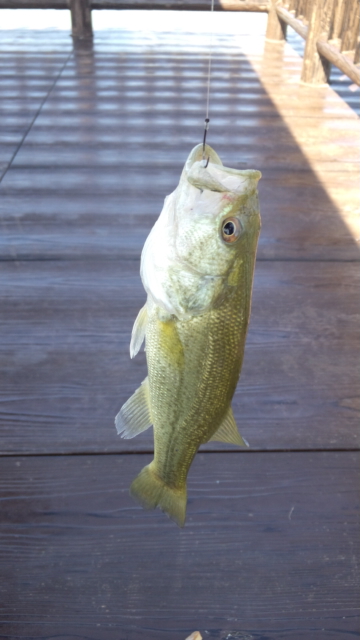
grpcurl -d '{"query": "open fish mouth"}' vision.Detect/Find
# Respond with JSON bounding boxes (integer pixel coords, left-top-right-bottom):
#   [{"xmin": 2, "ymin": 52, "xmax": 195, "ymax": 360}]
[{"xmin": 181, "ymin": 143, "xmax": 261, "ymax": 197}]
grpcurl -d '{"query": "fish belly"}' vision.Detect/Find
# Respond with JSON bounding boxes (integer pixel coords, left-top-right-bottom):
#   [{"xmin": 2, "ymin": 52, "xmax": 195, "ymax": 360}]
[{"xmin": 146, "ymin": 288, "xmax": 247, "ymax": 492}]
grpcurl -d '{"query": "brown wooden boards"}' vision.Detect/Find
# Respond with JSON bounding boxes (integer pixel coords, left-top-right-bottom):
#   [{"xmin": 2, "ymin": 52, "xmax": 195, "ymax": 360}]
[
  {"xmin": 0, "ymin": 0, "xmax": 270, "ymax": 8},
  {"xmin": 0, "ymin": 260, "xmax": 358, "ymax": 454},
  {"xmin": 0, "ymin": 15, "xmax": 359, "ymax": 640},
  {"xmin": 0, "ymin": 46, "xmax": 358, "ymax": 261},
  {"xmin": 0, "ymin": 50, "xmax": 71, "ymax": 179},
  {"xmin": 1, "ymin": 169, "xmax": 358, "ymax": 261},
  {"xmin": 0, "ymin": 452, "xmax": 359, "ymax": 639}
]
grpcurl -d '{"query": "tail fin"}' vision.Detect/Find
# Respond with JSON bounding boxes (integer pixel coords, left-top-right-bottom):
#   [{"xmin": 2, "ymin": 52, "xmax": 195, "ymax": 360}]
[{"xmin": 130, "ymin": 462, "xmax": 187, "ymax": 527}]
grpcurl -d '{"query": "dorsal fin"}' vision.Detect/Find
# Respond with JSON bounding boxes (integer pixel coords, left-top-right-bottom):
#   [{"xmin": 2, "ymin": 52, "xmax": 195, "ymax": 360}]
[
  {"xmin": 115, "ymin": 377, "xmax": 152, "ymax": 439},
  {"xmin": 209, "ymin": 406, "xmax": 249, "ymax": 447},
  {"xmin": 130, "ymin": 304, "xmax": 147, "ymax": 358}
]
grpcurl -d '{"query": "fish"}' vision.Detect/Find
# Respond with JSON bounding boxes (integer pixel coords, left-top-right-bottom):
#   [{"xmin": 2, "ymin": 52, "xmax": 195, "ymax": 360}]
[{"xmin": 115, "ymin": 143, "xmax": 261, "ymax": 527}]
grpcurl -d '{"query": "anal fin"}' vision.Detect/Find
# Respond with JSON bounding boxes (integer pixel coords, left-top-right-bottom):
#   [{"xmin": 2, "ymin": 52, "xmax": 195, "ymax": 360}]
[
  {"xmin": 115, "ymin": 377, "xmax": 152, "ymax": 439},
  {"xmin": 130, "ymin": 304, "xmax": 147, "ymax": 359},
  {"xmin": 209, "ymin": 406, "xmax": 249, "ymax": 447}
]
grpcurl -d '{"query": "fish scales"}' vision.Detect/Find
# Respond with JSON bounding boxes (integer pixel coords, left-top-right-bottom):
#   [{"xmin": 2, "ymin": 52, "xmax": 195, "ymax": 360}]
[{"xmin": 115, "ymin": 143, "xmax": 261, "ymax": 526}]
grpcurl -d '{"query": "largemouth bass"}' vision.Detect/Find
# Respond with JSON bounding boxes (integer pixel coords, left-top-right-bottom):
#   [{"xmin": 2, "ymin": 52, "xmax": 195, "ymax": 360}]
[{"xmin": 115, "ymin": 143, "xmax": 261, "ymax": 527}]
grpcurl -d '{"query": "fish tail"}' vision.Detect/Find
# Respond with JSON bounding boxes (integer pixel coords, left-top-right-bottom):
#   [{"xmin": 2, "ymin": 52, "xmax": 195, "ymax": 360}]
[{"xmin": 130, "ymin": 462, "xmax": 187, "ymax": 528}]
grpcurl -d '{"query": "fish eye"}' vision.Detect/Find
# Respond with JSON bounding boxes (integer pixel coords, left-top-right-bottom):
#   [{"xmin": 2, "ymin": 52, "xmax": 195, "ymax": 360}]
[{"xmin": 221, "ymin": 217, "xmax": 242, "ymax": 244}]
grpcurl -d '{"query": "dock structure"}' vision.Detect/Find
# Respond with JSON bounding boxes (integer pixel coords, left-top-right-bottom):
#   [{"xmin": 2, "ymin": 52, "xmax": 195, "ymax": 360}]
[{"xmin": 0, "ymin": 8, "xmax": 359, "ymax": 639}]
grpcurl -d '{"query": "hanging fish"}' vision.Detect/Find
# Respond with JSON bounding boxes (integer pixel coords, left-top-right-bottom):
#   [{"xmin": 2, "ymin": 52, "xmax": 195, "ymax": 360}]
[{"xmin": 115, "ymin": 143, "xmax": 261, "ymax": 527}]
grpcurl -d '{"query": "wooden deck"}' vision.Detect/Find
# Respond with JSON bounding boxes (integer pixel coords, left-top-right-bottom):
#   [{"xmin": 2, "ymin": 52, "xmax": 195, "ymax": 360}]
[{"xmin": 0, "ymin": 13, "xmax": 359, "ymax": 639}]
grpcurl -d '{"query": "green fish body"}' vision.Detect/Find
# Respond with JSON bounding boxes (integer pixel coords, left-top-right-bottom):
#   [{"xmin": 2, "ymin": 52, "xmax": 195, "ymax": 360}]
[{"xmin": 115, "ymin": 144, "xmax": 261, "ymax": 526}]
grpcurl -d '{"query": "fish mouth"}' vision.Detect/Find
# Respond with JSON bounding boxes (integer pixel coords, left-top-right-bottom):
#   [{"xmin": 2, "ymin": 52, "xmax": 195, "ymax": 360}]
[
  {"xmin": 182, "ymin": 143, "xmax": 262, "ymax": 195},
  {"xmin": 184, "ymin": 143, "xmax": 223, "ymax": 171}
]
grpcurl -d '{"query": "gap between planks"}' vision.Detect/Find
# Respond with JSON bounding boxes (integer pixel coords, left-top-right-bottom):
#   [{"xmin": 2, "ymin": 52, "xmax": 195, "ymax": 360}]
[{"xmin": 1, "ymin": 448, "xmax": 358, "ymax": 457}]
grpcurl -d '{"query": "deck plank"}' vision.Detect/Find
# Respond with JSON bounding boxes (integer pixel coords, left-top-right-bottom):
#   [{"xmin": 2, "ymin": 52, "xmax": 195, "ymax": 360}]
[
  {"xmin": 0, "ymin": 260, "xmax": 358, "ymax": 454},
  {"xmin": 0, "ymin": 165, "xmax": 358, "ymax": 261},
  {"xmin": 0, "ymin": 451, "xmax": 358, "ymax": 639},
  {"xmin": 0, "ymin": 51, "xmax": 71, "ymax": 178},
  {"xmin": 0, "ymin": 45, "xmax": 359, "ymax": 261}
]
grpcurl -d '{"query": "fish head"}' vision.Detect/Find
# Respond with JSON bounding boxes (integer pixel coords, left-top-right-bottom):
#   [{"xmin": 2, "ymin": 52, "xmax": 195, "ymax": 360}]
[
  {"xmin": 141, "ymin": 144, "xmax": 261, "ymax": 319},
  {"xmin": 174, "ymin": 144, "xmax": 261, "ymax": 279}
]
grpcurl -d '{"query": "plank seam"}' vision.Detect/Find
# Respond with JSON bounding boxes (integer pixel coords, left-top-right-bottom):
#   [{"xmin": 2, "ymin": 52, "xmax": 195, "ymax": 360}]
[
  {"xmin": 0, "ymin": 257, "xmax": 358, "ymax": 263},
  {"xmin": 0, "ymin": 449, "xmax": 358, "ymax": 458}
]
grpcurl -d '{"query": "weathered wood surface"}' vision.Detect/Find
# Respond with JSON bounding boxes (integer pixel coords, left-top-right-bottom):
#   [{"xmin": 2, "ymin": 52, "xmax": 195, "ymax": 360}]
[
  {"xmin": 0, "ymin": 0, "xmax": 270, "ymax": 8},
  {"xmin": 1, "ymin": 168, "xmax": 358, "ymax": 261},
  {"xmin": 301, "ymin": 0, "xmax": 335, "ymax": 84},
  {"xmin": 265, "ymin": 0, "xmax": 287, "ymax": 41},
  {"xmin": 70, "ymin": 0, "xmax": 93, "ymax": 39},
  {"xmin": 317, "ymin": 38, "xmax": 360, "ymax": 85},
  {"xmin": 92, "ymin": 0, "xmax": 270, "ymax": 9},
  {"xmin": 275, "ymin": 4, "xmax": 308, "ymax": 39},
  {"xmin": 0, "ymin": 18, "xmax": 359, "ymax": 640},
  {"xmin": 0, "ymin": 260, "xmax": 359, "ymax": 454},
  {"xmin": 0, "ymin": 51, "xmax": 71, "ymax": 179},
  {"xmin": 0, "ymin": 452, "xmax": 359, "ymax": 639},
  {"xmin": 339, "ymin": 0, "xmax": 360, "ymax": 55},
  {"xmin": 246, "ymin": 41, "xmax": 359, "ymax": 249},
  {"xmin": 0, "ymin": 47, "xmax": 359, "ymax": 261},
  {"xmin": 0, "ymin": 0, "xmax": 67, "ymax": 4}
]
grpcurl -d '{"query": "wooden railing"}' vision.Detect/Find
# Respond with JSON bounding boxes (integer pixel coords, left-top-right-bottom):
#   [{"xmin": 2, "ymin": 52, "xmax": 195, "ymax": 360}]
[
  {"xmin": 266, "ymin": 0, "xmax": 360, "ymax": 85},
  {"xmin": 1, "ymin": 0, "xmax": 359, "ymax": 85}
]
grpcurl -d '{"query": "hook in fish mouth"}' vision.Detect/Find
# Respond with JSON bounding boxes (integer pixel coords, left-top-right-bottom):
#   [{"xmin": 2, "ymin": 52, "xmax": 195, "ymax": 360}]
[
  {"xmin": 184, "ymin": 144, "xmax": 262, "ymax": 195},
  {"xmin": 202, "ymin": 117, "xmax": 210, "ymax": 161}
]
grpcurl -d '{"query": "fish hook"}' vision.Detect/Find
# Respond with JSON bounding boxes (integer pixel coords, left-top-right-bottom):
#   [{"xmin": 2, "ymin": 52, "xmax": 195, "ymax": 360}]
[{"xmin": 202, "ymin": 118, "xmax": 210, "ymax": 167}]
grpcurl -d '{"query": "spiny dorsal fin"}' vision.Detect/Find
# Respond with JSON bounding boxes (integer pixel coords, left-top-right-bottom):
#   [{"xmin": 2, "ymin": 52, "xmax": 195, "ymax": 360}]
[
  {"xmin": 209, "ymin": 406, "xmax": 249, "ymax": 447},
  {"xmin": 130, "ymin": 304, "xmax": 147, "ymax": 359},
  {"xmin": 115, "ymin": 377, "xmax": 152, "ymax": 439}
]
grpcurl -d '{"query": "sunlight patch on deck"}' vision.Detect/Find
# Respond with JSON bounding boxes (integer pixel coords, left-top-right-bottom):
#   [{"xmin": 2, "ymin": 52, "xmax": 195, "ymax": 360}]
[{"xmin": 248, "ymin": 40, "xmax": 360, "ymax": 246}]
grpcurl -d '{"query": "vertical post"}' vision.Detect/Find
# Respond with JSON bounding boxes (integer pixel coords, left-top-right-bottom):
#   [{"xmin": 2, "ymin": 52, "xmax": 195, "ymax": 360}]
[
  {"xmin": 69, "ymin": 0, "xmax": 93, "ymax": 39},
  {"xmin": 331, "ymin": 0, "xmax": 345, "ymax": 47},
  {"xmin": 354, "ymin": 40, "xmax": 360, "ymax": 64},
  {"xmin": 302, "ymin": 0, "xmax": 313, "ymax": 27},
  {"xmin": 266, "ymin": 0, "xmax": 287, "ymax": 42},
  {"xmin": 301, "ymin": 0, "xmax": 335, "ymax": 84},
  {"xmin": 341, "ymin": 0, "xmax": 360, "ymax": 55}
]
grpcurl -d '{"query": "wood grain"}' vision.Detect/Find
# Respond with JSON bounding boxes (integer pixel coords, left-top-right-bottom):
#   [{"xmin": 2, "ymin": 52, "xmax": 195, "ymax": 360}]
[
  {"xmin": 1, "ymin": 46, "xmax": 359, "ymax": 261},
  {"xmin": 266, "ymin": 0, "xmax": 287, "ymax": 41},
  {"xmin": 0, "ymin": 18, "xmax": 359, "ymax": 640},
  {"xmin": 0, "ymin": 168, "xmax": 357, "ymax": 261},
  {"xmin": 70, "ymin": 0, "xmax": 93, "ymax": 39},
  {"xmin": 0, "ymin": 452, "xmax": 358, "ymax": 639},
  {"xmin": 0, "ymin": 260, "xmax": 358, "ymax": 454},
  {"xmin": 276, "ymin": 4, "xmax": 308, "ymax": 39},
  {"xmin": 0, "ymin": 0, "xmax": 270, "ymax": 8},
  {"xmin": 317, "ymin": 38, "xmax": 360, "ymax": 86},
  {"xmin": 300, "ymin": 0, "xmax": 334, "ymax": 84},
  {"xmin": 0, "ymin": 52, "xmax": 71, "ymax": 180}
]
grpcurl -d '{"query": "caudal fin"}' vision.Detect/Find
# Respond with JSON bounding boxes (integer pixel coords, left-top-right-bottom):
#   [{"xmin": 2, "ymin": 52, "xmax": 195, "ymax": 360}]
[{"xmin": 130, "ymin": 463, "xmax": 187, "ymax": 527}]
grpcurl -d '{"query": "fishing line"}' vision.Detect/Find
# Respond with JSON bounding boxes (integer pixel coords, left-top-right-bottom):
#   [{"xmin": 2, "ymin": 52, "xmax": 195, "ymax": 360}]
[{"xmin": 202, "ymin": 0, "xmax": 215, "ymax": 165}]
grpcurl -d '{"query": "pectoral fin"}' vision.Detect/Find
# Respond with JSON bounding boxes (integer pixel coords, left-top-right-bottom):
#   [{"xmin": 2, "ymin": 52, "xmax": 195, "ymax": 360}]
[
  {"xmin": 115, "ymin": 377, "xmax": 152, "ymax": 439},
  {"xmin": 130, "ymin": 304, "xmax": 148, "ymax": 358},
  {"xmin": 209, "ymin": 407, "xmax": 249, "ymax": 447}
]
